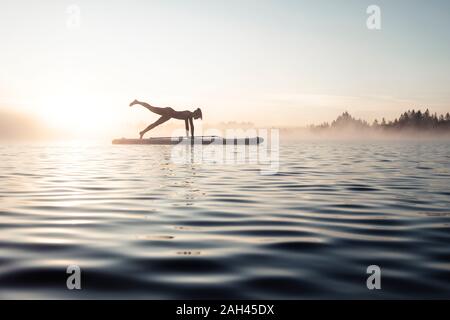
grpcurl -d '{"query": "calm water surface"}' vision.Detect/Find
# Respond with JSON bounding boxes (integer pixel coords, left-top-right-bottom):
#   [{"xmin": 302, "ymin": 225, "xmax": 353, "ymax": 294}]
[{"xmin": 0, "ymin": 140, "xmax": 450, "ymax": 299}]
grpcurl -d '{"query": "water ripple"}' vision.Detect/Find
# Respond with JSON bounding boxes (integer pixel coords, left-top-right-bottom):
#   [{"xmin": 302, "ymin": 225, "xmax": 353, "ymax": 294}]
[{"xmin": 0, "ymin": 141, "xmax": 450, "ymax": 298}]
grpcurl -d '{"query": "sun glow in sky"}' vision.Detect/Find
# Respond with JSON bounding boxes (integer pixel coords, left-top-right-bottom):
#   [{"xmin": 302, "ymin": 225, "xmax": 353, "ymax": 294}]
[{"xmin": 1, "ymin": 0, "xmax": 450, "ymax": 138}]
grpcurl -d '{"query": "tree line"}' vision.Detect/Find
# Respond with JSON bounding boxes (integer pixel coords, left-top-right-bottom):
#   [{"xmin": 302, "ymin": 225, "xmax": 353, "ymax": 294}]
[{"xmin": 310, "ymin": 109, "xmax": 450, "ymax": 132}]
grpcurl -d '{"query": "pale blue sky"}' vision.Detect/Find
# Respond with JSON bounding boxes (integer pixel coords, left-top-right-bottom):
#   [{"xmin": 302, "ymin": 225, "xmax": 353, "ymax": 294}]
[{"xmin": 1, "ymin": 0, "xmax": 449, "ymax": 135}]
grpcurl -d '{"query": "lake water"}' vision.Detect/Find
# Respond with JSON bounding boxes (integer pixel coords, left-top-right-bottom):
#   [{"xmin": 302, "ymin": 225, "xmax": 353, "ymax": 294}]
[{"xmin": 0, "ymin": 140, "xmax": 450, "ymax": 299}]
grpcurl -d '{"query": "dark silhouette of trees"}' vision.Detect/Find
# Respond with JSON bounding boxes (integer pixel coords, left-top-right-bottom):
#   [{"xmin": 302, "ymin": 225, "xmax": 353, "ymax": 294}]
[
  {"xmin": 331, "ymin": 111, "xmax": 370, "ymax": 129},
  {"xmin": 310, "ymin": 109, "xmax": 450, "ymax": 133},
  {"xmin": 312, "ymin": 111, "xmax": 369, "ymax": 131},
  {"xmin": 379, "ymin": 109, "xmax": 450, "ymax": 131}
]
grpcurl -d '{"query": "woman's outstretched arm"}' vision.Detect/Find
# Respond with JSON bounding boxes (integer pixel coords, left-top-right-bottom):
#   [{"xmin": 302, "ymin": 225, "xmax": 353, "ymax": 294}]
[
  {"xmin": 189, "ymin": 118, "xmax": 194, "ymax": 138},
  {"xmin": 185, "ymin": 119, "xmax": 190, "ymax": 137}
]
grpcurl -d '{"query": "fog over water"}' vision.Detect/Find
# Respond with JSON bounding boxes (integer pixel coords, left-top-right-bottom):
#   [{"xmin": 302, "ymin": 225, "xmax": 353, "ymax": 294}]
[{"xmin": 2, "ymin": 108, "xmax": 450, "ymax": 143}]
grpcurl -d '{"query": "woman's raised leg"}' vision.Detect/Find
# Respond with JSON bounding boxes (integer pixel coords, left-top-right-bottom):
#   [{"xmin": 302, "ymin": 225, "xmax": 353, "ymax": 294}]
[{"xmin": 130, "ymin": 100, "xmax": 166, "ymax": 116}]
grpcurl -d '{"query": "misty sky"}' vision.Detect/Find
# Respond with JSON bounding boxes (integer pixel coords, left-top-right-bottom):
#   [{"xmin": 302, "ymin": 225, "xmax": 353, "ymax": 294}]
[{"xmin": 1, "ymin": 0, "xmax": 450, "ymax": 137}]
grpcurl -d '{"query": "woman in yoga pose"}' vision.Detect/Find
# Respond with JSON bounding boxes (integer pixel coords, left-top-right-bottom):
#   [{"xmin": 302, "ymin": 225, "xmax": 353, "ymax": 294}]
[{"xmin": 129, "ymin": 99, "xmax": 202, "ymax": 139}]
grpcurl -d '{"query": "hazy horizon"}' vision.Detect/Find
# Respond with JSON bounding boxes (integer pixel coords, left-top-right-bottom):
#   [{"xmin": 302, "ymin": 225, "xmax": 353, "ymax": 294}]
[{"xmin": 2, "ymin": 107, "xmax": 449, "ymax": 142}]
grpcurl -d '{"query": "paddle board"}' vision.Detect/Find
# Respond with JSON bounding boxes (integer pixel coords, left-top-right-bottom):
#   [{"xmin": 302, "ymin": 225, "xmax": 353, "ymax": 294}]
[{"xmin": 112, "ymin": 136, "xmax": 263, "ymax": 145}]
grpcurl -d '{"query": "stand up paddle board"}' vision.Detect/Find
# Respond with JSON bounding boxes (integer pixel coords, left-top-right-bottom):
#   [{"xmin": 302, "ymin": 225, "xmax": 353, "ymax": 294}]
[{"xmin": 112, "ymin": 136, "xmax": 263, "ymax": 145}]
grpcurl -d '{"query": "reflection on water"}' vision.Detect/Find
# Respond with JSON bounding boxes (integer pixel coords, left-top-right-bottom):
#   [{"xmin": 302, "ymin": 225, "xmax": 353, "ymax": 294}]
[{"xmin": 0, "ymin": 141, "xmax": 450, "ymax": 299}]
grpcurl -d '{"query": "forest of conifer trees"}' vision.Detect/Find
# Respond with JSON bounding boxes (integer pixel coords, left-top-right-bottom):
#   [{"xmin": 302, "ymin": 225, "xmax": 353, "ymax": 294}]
[{"xmin": 310, "ymin": 109, "xmax": 450, "ymax": 132}]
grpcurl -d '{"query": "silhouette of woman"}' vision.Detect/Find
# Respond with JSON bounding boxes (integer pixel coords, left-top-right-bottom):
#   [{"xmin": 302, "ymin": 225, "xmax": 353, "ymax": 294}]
[{"xmin": 129, "ymin": 100, "xmax": 202, "ymax": 139}]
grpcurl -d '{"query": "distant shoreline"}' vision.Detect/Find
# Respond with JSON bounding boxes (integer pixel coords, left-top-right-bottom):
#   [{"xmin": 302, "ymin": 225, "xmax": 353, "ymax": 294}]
[
  {"xmin": 1, "ymin": 108, "xmax": 450, "ymax": 142},
  {"xmin": 276, "ymin": 109, "xmax": 450, "ymax": 139}
]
